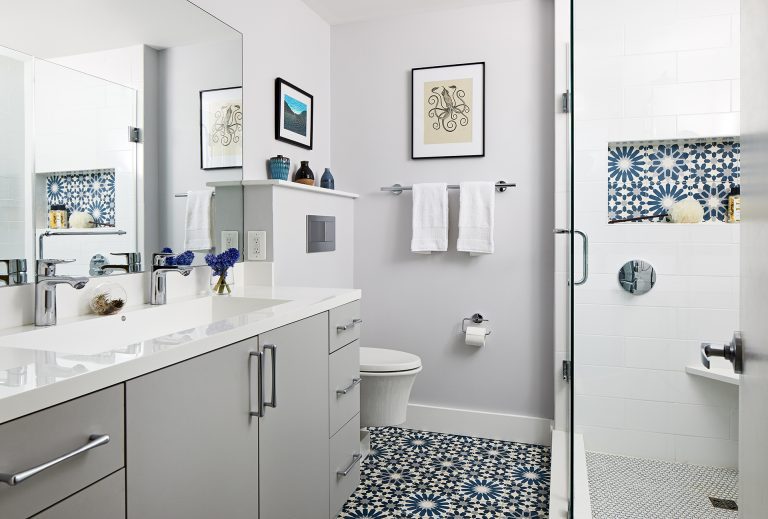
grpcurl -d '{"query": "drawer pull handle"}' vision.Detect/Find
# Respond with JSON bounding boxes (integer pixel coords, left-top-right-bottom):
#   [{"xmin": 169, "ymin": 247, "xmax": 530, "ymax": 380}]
[
  {"xmin": 0, "ymin": 434, "xmax": 110, "ymax": 487},
  {"xmin": 336, "ymin": 377, "xmax": 361, "ymax": 396},
  {"xmin": 336, "ymin": 453, "xmax": 362, "ymax": 477},
  {"xmin": 264, "ymin": 344, "xmax": 277, "ymax": 410},
  {"xmin": 249, "ymin": 351, "xmax": 264, "ymax": 418},
  {"xmin": 337, "ymin": 318, "xmax": 362, "ymax": 332}
]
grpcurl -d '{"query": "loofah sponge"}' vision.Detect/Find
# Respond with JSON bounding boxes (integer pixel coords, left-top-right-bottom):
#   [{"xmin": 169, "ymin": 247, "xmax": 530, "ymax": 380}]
[
  {"xmin": 668, "ymin": 197, "xmax": 704, "ymax": 223},
  {"xmin": 69, "ymin": 211, "xmax": 95, "ymax": 228}
]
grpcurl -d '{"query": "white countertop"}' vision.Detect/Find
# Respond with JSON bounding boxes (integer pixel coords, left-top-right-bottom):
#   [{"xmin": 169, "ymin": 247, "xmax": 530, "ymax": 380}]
[{"xmin": 0, "ymin": 285, "xmax": 361, "ymax": 424}]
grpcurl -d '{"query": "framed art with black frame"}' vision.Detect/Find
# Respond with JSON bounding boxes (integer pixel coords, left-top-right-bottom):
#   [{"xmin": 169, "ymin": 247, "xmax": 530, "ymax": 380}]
[
  {"xmin": 200, "ymin": 86, "xmax": 243, "ymax": 170},
  {"xmin": 412, "ymin": 62, "xmax": 485, "ymax": 159},
  {"xmin": 275, "ymin": 78, "xmax": 314, "ymax": 150}
]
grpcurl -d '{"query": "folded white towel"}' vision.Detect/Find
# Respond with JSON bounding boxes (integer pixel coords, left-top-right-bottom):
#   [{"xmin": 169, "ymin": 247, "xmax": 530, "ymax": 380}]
[
  {"xmin": 457, "ymin": 181, "xmax": 495, "ymax": 255},
  {"xmin": 411, "ymin": 183, "xmax": 448, "ymax": 253},
  {"xmin": 184, "ymin": 190, "xmax": 214, "ymax": 251}
]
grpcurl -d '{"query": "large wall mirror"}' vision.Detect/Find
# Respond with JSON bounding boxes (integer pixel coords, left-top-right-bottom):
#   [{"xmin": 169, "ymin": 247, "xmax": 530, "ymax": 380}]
[{"xmin": 0, "ymin": 0, "xmax": 242, "ymax": 281}]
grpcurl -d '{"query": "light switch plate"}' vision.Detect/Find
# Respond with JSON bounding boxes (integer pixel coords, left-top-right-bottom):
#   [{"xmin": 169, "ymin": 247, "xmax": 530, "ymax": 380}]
[
  {"xmin": 221, "ymin": 230, "xmax": 238, "ymax": 251},
  {"xmin": 247, "ymin": 231, "xmax": 267, "ymax": 261}
]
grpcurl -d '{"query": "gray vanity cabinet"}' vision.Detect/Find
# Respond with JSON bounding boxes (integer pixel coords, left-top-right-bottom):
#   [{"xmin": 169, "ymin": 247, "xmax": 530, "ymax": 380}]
[
  {"xmin": 125, "ymin": 337, "xmax": 260, "ymax": 519},
  {"xmin": 31, "ymin": 470, "xmax": 125, "ymax": 519},
  {"xmin": 258, "ymin": 313, "xmax": 330, "ymax": 519}
]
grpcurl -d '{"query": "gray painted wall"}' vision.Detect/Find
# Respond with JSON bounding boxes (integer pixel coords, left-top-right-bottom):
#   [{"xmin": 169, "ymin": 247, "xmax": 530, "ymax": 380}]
[
  {"xmin": 157, "ymin": 38, "xmax": 242, "ymax": 255},
  {"xmin": 331, "ymin": 1, "xmax": 555, "ymax": 419}
]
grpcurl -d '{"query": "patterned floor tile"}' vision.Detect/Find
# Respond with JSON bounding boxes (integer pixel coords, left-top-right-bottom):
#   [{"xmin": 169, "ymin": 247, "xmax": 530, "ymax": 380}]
[
  {"xmin": 587, "ymin": 451, "xmax": 738, "ymax": 519},
  {"xmin": 338, "ymin": 427, "xmax": 551, "ymax": 518}
]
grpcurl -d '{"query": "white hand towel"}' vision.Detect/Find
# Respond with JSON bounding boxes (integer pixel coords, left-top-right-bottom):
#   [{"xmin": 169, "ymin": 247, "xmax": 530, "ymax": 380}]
[
  {"xmin": 184, "ymin": 190, "xmax": 214, "ymax": 250},
  {"xmin": 457, "ymin": 181, "xmax": 495, "ymax": 255},
  {"xmin": 411, "ymin": 183, "xmax": 448, "ymax": 253}
]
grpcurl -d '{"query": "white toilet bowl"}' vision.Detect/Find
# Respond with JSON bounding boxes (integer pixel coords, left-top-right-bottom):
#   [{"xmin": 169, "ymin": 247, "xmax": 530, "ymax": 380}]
[{"xmin": 360, "ymin": 347, "xmax": 422, "ymax": 428}]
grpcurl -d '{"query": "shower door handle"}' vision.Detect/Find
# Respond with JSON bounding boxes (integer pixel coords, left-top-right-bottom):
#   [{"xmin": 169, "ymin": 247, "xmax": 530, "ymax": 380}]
[
  {"xmin": 553, "ymin": 229, "xmax": 589, "ymax": 286},
  {"xmin": 573, "ymin": 230, "xmax": 588, "ymax": 286}
]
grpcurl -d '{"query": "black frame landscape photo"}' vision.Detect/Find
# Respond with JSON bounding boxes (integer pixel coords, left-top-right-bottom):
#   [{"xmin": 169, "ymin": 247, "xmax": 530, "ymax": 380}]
[
  {"xmin": 200, "ymin": 86, "xmax": 243, "ymax": 170},
  {"xmin": 411, "ymin": 62, "xmax": 485, "ymax": 159},
  {"xmin": 275, "ymin": 78, "xmax": 314, "ymax": 150}
]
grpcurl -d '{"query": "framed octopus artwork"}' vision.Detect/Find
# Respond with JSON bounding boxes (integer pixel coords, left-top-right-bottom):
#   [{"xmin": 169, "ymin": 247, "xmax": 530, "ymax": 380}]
[{"xmin": 411, "ymin": 62, "xmax": 485, "ymax": 159}]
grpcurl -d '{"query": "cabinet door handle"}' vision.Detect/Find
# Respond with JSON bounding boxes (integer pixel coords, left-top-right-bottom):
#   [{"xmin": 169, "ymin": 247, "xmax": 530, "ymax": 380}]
[
  {"xmin": 336, "ymin": 318, "xmax": 362, "ymax": 332},
  {"xmin": 336, "ymin": 453, "xmax": 362, "ymax": 477},
  {"xmin": 264, "ymin": 344, "xmax": 277, "ymax": 409},
  {"xmin": 249, "ymin": 351, "xmax": 264, "ymax": 418},
  {"xmin": 336, "ymin": 377, "xmax": 361, "ymax": 396},
  {"xmin": 0, "ymin": 434, "xmax": 110, "ymax": 486}
]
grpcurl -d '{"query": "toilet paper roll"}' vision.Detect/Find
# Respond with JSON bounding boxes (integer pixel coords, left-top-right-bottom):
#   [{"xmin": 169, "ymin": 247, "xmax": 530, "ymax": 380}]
[{"xmin": 465, "ymin": 326, "xmax": 487, "ymax": 347}]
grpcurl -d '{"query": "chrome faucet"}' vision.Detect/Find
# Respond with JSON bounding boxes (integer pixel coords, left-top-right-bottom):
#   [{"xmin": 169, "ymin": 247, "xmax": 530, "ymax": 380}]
[
  {"xmin": 150, "ymin": 253, "xmax": 192, "ymax": 305},
  {"xmin": 35, "ymin": 259, "xmax": 89, "ymax": 327}
]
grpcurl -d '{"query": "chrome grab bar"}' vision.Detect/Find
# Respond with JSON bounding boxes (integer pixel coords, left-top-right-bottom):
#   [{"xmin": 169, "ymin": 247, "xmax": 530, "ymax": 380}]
[
  {"xmin": 336, "ymin": 453, "xmax": 362, "ymax": 477},
  {"xmin": 337, "ymin": 319, "xmax": 362, "ymax": 332},
  {"xmin": 264, "ymin": 344, "xmax": 277, "ymax": 409},
  {"xmin": 249, "ymin": 351, "xmax": 264, "ymax": 417},
  {"xmin": 0, "ymin": 434, "xmax": 110, "ymax": 486},
  {"xmin": 336, "ymin": 378, "xmax": 362, "ymax": 396}
]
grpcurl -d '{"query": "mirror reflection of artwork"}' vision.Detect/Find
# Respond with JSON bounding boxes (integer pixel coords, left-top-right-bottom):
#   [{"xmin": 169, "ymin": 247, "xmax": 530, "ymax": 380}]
[
  {"xmin": 412, "ymin": 62, "xmax": 485, "ymax": 159},
  {"xmin": 275, "ymin": 78, "xmax": 314, "ymax": 150},
  {"xmin": 200, "ymin": 87, "xmax": 243, "ymax": 170}
]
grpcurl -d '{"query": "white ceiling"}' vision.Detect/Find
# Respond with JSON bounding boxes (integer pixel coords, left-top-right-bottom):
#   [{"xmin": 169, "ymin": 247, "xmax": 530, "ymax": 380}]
[
  {"xmin": 300, "ymin": 0, "xmax": 516, "ymax": 25},
  {"xmin": 0, "ymin": 0, "xmax": 239, "ymax": 59}
]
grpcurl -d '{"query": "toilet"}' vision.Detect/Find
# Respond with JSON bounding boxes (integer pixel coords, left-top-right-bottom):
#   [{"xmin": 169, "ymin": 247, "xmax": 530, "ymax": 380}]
[{"xmin": 359, "ymin": 347, "xmax": 422, "ymax": 428}]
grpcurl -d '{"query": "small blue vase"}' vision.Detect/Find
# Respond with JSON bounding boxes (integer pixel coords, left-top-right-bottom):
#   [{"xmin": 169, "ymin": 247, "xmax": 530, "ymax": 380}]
[
  {"xmin": 268, "ymin": 155, "xmax": 290, "ymax": 181},
  {"xmin": 320, "ymin": 168, "xmax": 335, "ymax": 190}
]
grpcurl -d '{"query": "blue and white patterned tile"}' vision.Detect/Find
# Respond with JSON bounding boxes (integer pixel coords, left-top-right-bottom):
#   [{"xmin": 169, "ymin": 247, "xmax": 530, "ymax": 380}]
[
  {"xmin": 607, "ymin": 139, "xmax": 740, "ymax": 223},
  {"xmin": 45, "ymin": 169, "xmax": 116, "ymax": 226},
  {"xmin": 338, "ymin": 427, "xmax": 551, "ymax": 519}
]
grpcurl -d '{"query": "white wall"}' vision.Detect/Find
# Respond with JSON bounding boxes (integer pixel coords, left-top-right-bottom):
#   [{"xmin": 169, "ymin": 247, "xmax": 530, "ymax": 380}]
[
  {"xmin": 573, "ymin": 0, "xmax": 741, "ymax": 467},
  {"xmin": 332, "ymin": 1, "xmax": 555, "ymax": 419},
  {"xmin": 0, "ymin": 52, "xmax": 30, "ymax": 264},
  {"xmin": 189, "ymin": 0, "xmax": 331, "ymax": 182},
  {"xmin": 157, "ymin": 38, "xmax": 242, "ymax": 256}
]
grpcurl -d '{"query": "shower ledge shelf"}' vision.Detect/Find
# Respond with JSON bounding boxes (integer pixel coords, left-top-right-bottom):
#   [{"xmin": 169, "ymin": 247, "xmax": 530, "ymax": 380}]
[{"xmin": 685, "ymin": 365, "xmax": 740, "ymax": 386}]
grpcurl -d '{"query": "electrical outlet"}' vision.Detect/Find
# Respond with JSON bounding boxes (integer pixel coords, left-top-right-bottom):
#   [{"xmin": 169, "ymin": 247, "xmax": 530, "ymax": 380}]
[
  {"xmin": 221, "ymin": 230, "xmax": 239, "ymax": 251},
  {"xmin": 247, "ymin": 231, "xmax": 267, "ymax": 261}
]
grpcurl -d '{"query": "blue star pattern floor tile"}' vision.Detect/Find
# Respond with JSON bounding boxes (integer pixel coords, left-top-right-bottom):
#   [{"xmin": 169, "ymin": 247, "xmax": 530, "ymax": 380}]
[
  {"xmin": 338, "ymin": 427, "xmax": 551, "ymax": 518},
  {"xmin": 607, "ymin": 139, "xmax": 740, "ymax": 223}
]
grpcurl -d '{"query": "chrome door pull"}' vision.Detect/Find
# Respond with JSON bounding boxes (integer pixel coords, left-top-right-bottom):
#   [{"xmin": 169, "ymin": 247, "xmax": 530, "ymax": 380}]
[
  {"xmin": 552, "ymin": 229, "xmax": 589, "ymax": 286},
  {"xmin": 249, "ymin": 351, "xmax": 264, "ymax": 417},
  {"xmin": 264, "ymin": 344, "xmax": 277, "ymax": 409},
  {"xmin": 701, "ymin": 331, "xmax": 743, "ymax": 373},
  {"xmin": 336, "ymin": 378, "xmax": 361, "ymax": 396},
  {"xmin": 574, "ymin": 230, "xmax": 588, "ymax": 286},
  {"xmin": 337, "ymin": 319, "xmax": 362, "ymax": 332},
  {"xmin": 0, "ymin": 434, "xmax": 110, "ymax": 486},
  {"xmin": 336, "ymin": 453, "xmax": 362, "ymax": 477}
]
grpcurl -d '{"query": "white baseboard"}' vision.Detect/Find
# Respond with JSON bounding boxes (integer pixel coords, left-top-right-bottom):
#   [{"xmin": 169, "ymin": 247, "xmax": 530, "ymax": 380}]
[{"xmin": 403, "ymin": 403, "xmax": 552, "ymax": 446}]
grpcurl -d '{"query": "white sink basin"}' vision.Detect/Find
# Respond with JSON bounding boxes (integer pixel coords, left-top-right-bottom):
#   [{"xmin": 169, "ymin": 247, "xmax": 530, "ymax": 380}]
[{"xmin": 0, "ymin": 296, "xmax": 289, "ymax": 356}]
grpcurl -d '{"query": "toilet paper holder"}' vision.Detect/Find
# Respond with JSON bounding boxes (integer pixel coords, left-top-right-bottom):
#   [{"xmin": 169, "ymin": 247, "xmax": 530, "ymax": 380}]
[{"xmin": 461, "ymin": 313, "xmax": 492, "ymax": 336}]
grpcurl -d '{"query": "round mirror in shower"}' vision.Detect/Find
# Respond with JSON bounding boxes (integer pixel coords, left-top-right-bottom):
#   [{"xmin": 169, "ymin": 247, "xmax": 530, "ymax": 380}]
[{"xmin": 618, "ymin": 260, "xmax": 656, "ymax": 295}]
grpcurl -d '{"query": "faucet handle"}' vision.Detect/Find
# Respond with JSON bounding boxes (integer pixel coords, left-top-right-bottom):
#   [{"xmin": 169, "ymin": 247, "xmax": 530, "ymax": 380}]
[
  {"xmin": 152, "ymin": 252, "xmax": 175, "ymax": 266},
  {"xmin": 37, "ymin": 259, "xmax": 75, "ymax": 276}
]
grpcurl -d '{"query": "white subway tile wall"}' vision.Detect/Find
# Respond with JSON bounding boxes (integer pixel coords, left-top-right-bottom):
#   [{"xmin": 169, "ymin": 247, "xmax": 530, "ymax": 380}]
[{"xmin": 574, "ymin": 0, "xmax": 740, "ymax": 467}]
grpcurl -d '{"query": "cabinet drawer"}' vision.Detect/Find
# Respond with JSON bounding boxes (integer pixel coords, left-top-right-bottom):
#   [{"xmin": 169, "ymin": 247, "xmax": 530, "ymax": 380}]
[
  {"xmin": 329, "ymin": 341, "xmax": 360, "ymax": 437},
  {"xmin": 32, "ymin": 469, "xmax": 125, "ymax": 519},
  {"xmin": 330, "ymin": 414, "xmax": 361, "ymax": 519},
  {"xmin": 0, "ymin": 384, "xmax": 125, "ymax": 519},
  {"xmin": 329, "ymin": 300, "xmax": 362, "ymax": 353}
]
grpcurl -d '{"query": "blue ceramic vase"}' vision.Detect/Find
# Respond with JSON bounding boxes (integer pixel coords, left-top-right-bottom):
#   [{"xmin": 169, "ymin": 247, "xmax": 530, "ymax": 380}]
[
  {"xmin": 320, "ymin": 168, "xmax": 335, "ymax": 190},
  {"xmin": 268, "ymin": 155, "xmax": 290, "ymax": 180}
]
